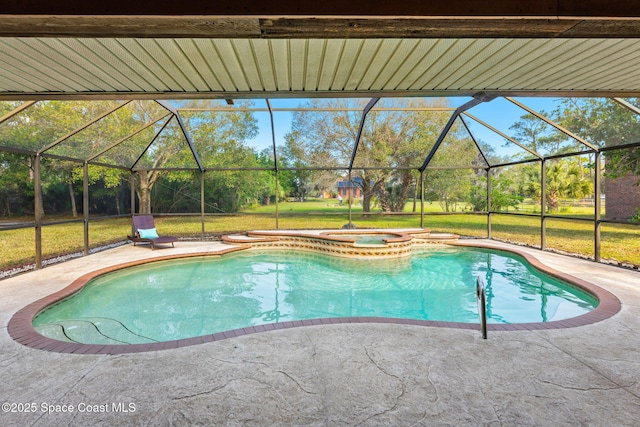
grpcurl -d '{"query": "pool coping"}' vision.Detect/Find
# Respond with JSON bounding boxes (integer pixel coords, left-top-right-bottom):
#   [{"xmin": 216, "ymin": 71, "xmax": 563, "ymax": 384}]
[{"xmin": 7, "ymin": 239, "xmax": 622, "ymax": 355}]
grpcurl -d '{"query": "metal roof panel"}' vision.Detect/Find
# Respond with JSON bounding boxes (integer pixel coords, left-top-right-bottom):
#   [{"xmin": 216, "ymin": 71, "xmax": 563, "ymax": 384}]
[{"xmin": 0, "ymin": 37, "xmax": 640, "ymax": 96}]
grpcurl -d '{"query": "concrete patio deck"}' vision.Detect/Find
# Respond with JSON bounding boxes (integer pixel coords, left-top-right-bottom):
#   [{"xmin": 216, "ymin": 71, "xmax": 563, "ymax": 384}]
[{"xmin": 1, "ymin": 238, "xmax": 639, "ymax": 426}]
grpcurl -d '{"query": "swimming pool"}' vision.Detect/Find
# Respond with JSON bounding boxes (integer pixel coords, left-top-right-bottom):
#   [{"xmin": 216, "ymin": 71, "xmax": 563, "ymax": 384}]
[{"xmin": 32, "ymin": 247, "xmax": 599, "ymax": 346}]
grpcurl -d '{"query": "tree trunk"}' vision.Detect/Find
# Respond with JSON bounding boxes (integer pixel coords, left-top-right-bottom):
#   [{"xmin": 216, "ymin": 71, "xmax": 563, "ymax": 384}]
[
  {"xmin": 29, "ymin": 156, "xmax": 45, "ymax": 218},
  {"xmin": 395, "ymin": 173, "xmax": 413, "ymax": 212},
  {"xmin": 139, "ymin": 186, "xmax": 151, "ymax": 214},
  {"xmin": 137, "ymin": 170, "xmax": 153, "ymax": 214},
  {"xmin": 377, "ymin": 172, "xmax": 413, "ymax": 212},
  {"xmin": 361, "ymin": 189, "xmax": 372, "ymax": 212},
  {"xmin": 68, "ymin": 181, "xmax": 77, "ymax": 217},
  {"xmin": 360, "ymin": 179, "xmax": 375, "ymax": 213},
  {"xmin": 412, "ymin": 175, "xmax": 418, "ymax": 213},
  {"xmin": 547, "ymin": 191, "xmax": 560, "ymax": 212}
]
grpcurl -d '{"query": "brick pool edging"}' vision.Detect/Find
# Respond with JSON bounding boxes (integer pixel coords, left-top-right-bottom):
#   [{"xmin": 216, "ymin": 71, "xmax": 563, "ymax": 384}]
[{"xmin": 8, "ymin": 240, "xmax": 622, "ymax": 355}]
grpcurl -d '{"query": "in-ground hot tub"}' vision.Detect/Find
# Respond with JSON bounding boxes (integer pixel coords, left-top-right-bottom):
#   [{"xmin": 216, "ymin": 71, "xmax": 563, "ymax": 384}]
[{"xmin": 221, "ymin": 229, "xmax": 460, "ymax": 258}]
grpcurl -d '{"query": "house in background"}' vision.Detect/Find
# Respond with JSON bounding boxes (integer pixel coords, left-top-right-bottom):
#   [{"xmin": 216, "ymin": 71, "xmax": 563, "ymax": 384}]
[
  {"xmin": 336, "ymin": 177, "xmax": 363, "ymax": 199},
  {"xmin": 605, "ymin": 172, "xmax": 640, "ymax": 220}
]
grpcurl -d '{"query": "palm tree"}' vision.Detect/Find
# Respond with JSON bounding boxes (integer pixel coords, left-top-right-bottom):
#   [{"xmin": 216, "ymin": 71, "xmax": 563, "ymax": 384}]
[{"xmin": 523, "ymin": 159, "xmax": 593, "ymax": 212}]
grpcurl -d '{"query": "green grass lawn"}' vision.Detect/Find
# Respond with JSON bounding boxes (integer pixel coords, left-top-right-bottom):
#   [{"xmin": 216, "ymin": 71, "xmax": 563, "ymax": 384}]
[
  {"xmin": 2, "ymin": 198, "xmax": 639, "ymax": 272},
  {"xmin": 244, "ymin": 198, "xmax": 454, "ymax": 214}
]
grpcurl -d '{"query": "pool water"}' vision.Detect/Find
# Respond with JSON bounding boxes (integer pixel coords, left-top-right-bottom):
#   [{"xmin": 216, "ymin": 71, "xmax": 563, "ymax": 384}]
[{"xmin": 33, "ymin": 248, "xmax": 597, "ymax": 345}]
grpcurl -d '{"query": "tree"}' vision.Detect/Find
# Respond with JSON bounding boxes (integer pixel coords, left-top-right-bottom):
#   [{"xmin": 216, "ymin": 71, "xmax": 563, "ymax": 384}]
[
  {"xmin": 509, "ymin": 113, "xmax": 548, "ymax": 155},
  {"xmin": 519, "ymin": 159, "xmax": 593, "ymax": 212},
  {"xmin": 553, "ymin": 98, "xmax": 640, "ymax": 180},
  {"xmin": 508, "ymin": 112, "xmax": 569, "ymax": 156},
  {"xmin": 134, "ymin": 120, "xmax": 190, "ymax": 214},
  {"xmin": 278, "ymin": 131, "xmax": 315, "ymax": 200},
  {"xmin": 116, "ymin": 100, "xmax": 262, "ymax": 214},
  {"xmin": 0, "ymin": 99, "xmax": 263, "ymax": 216},
  {"xmin": 468, "ymin": 172, "xmax": 523, "ymax": 212},
  {"xmin": 282, "ymin": 99, "xmax": 370, "ymax": 206},
  {"xmin": 377, "ymin": 171, "xmax": 414, "ymax": 212},
  {"xmin": 0, "ymin": 100, "xmax": 131, "ymax": 217},
  {"xmin": 0, "ymin": 152, "xmax": 31, "ymax": 216},
  {"xmin": 422, "ymin": 124, "xmax": 484, "ymax": 212},
  {"xmin": 508, "ymin": 112, "xmax": 595, "ymax": 211},
  {"xmin": 179, "ymin": 100, "xmax": 271, "ymax": 213},
  {"xmin": 545, "ymin": 160, "xmax": 594, "ymax": 211},
  {"xmin": 282, "ymin": 98, "xmax": 453, "ymax": 212}
]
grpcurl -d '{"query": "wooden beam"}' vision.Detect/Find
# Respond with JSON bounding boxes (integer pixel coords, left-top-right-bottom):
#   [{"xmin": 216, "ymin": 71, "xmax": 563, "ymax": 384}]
[
  {"xmin": 2, "ymin": 16, "xmax": 640, "ymax": 38},
  {"xmin": 3, "ymin": 1, "xmax": 640, "ymax": 18},
  {"xmin": 3, "ymin": 1, "xmax": 640, "ymax": 38}
]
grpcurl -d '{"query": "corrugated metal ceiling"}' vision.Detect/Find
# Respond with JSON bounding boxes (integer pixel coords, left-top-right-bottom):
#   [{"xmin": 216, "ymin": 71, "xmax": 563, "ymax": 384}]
[{"xmin": 1, "ymin": 38, "xmax": 640, "ymax": 97}]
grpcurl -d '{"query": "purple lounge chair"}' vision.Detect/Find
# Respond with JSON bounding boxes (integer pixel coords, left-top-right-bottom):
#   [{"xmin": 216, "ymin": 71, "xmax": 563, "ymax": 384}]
[{"xmin": 129, "ymin": 215, "xmax": 177, "ymax": 250}]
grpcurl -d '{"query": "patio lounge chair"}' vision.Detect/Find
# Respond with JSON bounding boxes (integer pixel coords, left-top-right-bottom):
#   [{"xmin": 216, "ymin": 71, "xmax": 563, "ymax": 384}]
[{"xmin": 128, "ymin": 215, "xmax": 178, "ymax": 250}]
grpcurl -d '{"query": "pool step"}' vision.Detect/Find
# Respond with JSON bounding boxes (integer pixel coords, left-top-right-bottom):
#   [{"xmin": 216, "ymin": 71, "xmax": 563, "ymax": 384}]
[
  {"xmin": 34, "ymin": 318, "xmax": 157, "ymax": 345},
  {"xmin": 35, "ymin": 323, "xmax": 75, "ymax": 343}
]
